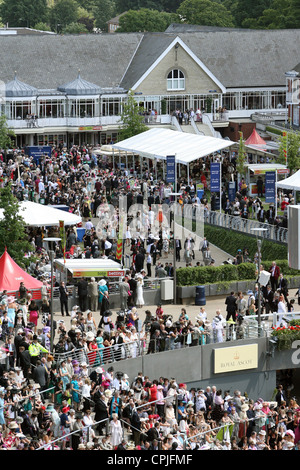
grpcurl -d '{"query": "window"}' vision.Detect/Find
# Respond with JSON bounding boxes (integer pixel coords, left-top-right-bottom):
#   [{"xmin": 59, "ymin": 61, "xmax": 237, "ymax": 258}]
[{"xmin": 167, "ymin": 69, "xmax": 185, "ymax": 91}]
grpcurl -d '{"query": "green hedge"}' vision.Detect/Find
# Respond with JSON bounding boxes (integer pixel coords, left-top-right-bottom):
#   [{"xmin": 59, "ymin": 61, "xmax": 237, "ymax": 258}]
[
  {"xmin": 176, "ymin": 262, "xmax": 257, "ymax": 287},
  {"xmin": 204, "ymin": 225, "xmax": 287, "ymax": 261},
  {"xmin": 176, "ymin": 259, "xmax": 299, "ymax": 287}
]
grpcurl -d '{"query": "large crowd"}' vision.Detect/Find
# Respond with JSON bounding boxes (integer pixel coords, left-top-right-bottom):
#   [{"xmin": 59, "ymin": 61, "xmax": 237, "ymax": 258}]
[{"xmin": 0, "ymin": 144, "xmax": 297, "ymax": 451}]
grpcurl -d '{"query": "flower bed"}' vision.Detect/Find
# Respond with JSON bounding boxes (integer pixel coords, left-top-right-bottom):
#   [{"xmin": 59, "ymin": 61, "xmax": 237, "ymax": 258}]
[{"xmin": 271, "ymin": 320, "xmax": 300, "ymax": 351}]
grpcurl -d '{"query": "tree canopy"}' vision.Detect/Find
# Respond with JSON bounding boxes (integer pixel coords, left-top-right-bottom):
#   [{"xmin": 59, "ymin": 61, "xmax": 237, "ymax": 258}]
[
  {"xmin": 118, "ymin": 90, "xmax": 148, "ymax": 141},
  {"xmin": 177, "ymin": 0, "xmax": 235, "ymax": 27},
  {"xmin": 0, "ymin": 183, "xmax": 31, "ymax": 267},
  {"xmin": 117, "ymin": 8, "xmax": 178, "ymax": 32}
]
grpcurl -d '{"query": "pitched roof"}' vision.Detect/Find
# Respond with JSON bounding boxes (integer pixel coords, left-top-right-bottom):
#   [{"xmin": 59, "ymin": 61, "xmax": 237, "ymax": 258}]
[
  {"xmin": 0, "ymin": 33, "xmax": 143, "ymax": 90},
  {"xmin": 0, "ymin": 29, "xmax": 299, "ymax": 93},
  {"xmin": 5, "ymin": 73, "xmax": 38, "ymax": 97},
  {"xmin": 121, "ymin": 29, "xmax": 300, "ymax": 90},
  {"xmin": 58, "ymin": 71, "xmax": 102, "ymax": 95}
]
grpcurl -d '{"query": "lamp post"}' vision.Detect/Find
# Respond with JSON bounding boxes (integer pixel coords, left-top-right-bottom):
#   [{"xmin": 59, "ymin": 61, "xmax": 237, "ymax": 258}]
[
  {"xmin": 49, "ymin": 250, "xmax": 55, "ymax": 351},
  {"xmin": 251, "ymin": 227, "xmax": 268, "ymax": 334}
]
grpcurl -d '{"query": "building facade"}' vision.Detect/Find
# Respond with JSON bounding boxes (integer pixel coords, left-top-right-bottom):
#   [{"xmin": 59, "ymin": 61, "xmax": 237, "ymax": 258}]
[{"xmin": 0, "ymin": 27, "xmax": 299, "ymax": 148}]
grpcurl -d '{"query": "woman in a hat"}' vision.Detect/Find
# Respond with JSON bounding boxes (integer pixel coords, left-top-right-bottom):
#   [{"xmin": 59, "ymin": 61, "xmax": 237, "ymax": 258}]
[{"xmin": 7, "ymin": 296, "xmax": 17, "ymax": 334}]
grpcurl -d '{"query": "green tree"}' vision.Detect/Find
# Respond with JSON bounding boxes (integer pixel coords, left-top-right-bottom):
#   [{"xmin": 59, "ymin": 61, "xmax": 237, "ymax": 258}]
[
  {"xmin": 177, "ymin": 0, "xmax": 235, "ymax": 27},
  {"xmin": 118, "ymin": 90, "xmax": 148, "ymax": 141},
  {"xmin": 34, "ymin": 21, "xmax": 52, "ymax": 31},
  {"xmin": 0, "ymin": 0, "xmax": 48, "ymax": 27},
  {"xmin": 233, "ymin": 0, "xmax": 272, "ymax": 27},
  {"xmin": 0, "ymin": 183, "xmax": 31, "ymax": 267},
  {"xmin": 117, "ymin": 8, "xmax": 178, "ymax": 32},
  {"xmin": 49, "ymin": 0, "xmax": 80, "ymax": 31},
  {"xmin": 236, "ymin": 131, "xmax": 247, "ymax": 179},
  {"xmin": 63, "ymin": 21, "xmax": 89, "ymax": 33},
  {"xmin": 93, "ymin": 0, "xmax": 116, "ymax": 30},
  {"xmin": 0, "ymin": 115, "xmax": 15, "ymax": 153},
  {"xmin": 278, "ymin": 130, "xmax": 300, "ymax": 173},
  {"xmin": 115, "ymin": 0, "xmax": 163, "ymax": 13}
]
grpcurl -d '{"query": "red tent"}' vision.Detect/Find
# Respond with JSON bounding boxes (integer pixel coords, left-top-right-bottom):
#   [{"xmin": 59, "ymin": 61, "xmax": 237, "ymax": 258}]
[
  {"xmin": 0, "ymin": 248, "xmax": 43, "ymax": 294},
  {"xmin": 245, "ymin": 128, "xmax": 267, "ymax": 148}
]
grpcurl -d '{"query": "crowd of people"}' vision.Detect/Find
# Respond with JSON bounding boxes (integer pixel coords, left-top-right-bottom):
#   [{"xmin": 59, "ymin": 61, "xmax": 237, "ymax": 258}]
[
  {"xmin": 0, "ymin": 143, "xmax": 297, "ymax": 451},
  {"xmin": 0, "ymin": 320, "xmax": 298, "ymax": 452}
]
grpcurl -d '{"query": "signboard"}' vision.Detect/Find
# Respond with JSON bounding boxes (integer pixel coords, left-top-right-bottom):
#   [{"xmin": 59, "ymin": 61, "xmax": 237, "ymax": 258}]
[
  {"xmin": 228, "ymin": 181, "xmax": 236, "ymax": 202},
  {"xmin": 25, "ymin": 146, "xmax": 52, "ymax": 163},
  {"xmin": 214, "ymin": 344, "xmax": 258, "ymax": 374},
  {"xmin": 78, "ymin": 126, "xmax": 103, "ymax": 131},
  {"xmin": 166, "ymin": 155, "xmax": 176, "ymax": 183},
  {"xmin": 210, "ymin": 162, "xmax": 221, "ymax": 192},
  {"xmin": 59, "ymin": 220, "xmax": 66, "ymax": 263},
  {"xmin": 72, "ymin": 270, "xmax": 125, "ymax": 278},
  {"xmin": 265, "ymin": 171, "xmax": 276, "ymax": 204}
]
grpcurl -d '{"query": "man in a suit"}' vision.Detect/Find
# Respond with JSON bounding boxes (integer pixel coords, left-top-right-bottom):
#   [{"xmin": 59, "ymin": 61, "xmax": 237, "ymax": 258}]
[
  {"xmin": 119, "ymin": 277, "xmax": 130, "ymax": 310},
  {"xmin": 200, "ymin": 237, "xmax": 210, "ymax": 262},
  {"xmin": 278, "ymin": 272, "xmax": 288, "ymax": 302},
  {"xmin": 269, "ymin": 261, "xmax": 280, "ymax": 291},
  {"xmin": 175, "ymin": 237, "xmax": 182, "ymax": 262},
  {"xmin": 264, "ymin": 285, "xmax": 274, "ymax": 313},
  {"xmin": 59, "ymin": 281, "xmax": 69, "ymax": 316},
  {"xmin": 77, "ymin": 278, "xmax": 89, "ymax": 312},
  {"xmin": 225, "ymin": 291, "xmax": 237, "ymax": 321}
]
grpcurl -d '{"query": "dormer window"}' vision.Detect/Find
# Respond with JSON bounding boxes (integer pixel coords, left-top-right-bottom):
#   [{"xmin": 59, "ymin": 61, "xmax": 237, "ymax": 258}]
[{"xmin": 167, "ymin": 69, "xmax": 185, "ymax": 91}]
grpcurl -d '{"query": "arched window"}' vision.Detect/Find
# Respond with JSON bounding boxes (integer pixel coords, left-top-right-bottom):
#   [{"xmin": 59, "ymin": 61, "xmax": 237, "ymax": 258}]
[{"xmin": 167, "ymin": 69, "xmax": 185, "ymax": 91}]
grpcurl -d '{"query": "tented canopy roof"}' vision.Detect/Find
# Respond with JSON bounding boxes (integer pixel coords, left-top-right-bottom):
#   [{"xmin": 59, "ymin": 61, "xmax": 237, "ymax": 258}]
[
  {"xmin": 0, "ymin": 248, "xmax": 42, "ymax": 292},
  {"xmin": 245, "ymin": 128, "xmax": 267, "ymax": 148},
  {"xmin": 57, "ymin": 71, "xmax": 102, "ymax": 96},
  {"xmin": 111, "ymin": 128, "xmax": 235, "ymax": 165},
  {"xmin": 276, "ymin": 169, "xmax": 300, "ymax": 191},
  {"xmin": 246, "ymin": 163, "xmax": 287, "ymax": 174},
  {"xmin": 0, "ymin": 201, "xmax": 81, "ymax": 227},
  {"xmin": 5, "ymin": 73, "xmax": 37, "ymax": 97},
  {"xmin": 55, "ymin": 258, "xmax": 125, "ymax": 278}
]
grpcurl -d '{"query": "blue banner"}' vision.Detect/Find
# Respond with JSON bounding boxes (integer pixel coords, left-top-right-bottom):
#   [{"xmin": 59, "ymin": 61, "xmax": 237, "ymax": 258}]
[
  {"xmin": 25, "ymin": 146, "xmax": 52, "ymax": 163},
  {"xmin": 265, "ymin": 171, "xmax": 276, "ymax": 204},
  {"xmin": 166, "ymin": 155, "xmax": 176, "ymax": 183},
  {"xmin": 210, "ymin": 162, "xmax": 221, "ymax": 192},
  {"xmin": 228, "ymin": 181, "xmax": 236, "ymax": 202}
]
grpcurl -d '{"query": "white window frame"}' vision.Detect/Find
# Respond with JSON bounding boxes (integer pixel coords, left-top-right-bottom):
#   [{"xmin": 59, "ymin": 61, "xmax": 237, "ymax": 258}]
[{"xmin": 167, "ymin": 69, "xmax": 185, "ymax": 91}]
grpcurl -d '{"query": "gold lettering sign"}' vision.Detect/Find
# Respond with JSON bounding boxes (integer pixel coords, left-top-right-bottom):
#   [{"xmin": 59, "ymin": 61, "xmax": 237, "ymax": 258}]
[{"xmin": 214, "ymin": 344, "xmax": 258, "ymax": 373}]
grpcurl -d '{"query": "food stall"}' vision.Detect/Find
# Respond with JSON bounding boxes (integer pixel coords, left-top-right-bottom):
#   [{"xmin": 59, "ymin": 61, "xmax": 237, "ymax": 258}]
[{"xmin": 54, "ymin": 258, "xmax": 126, "ymax": 284}]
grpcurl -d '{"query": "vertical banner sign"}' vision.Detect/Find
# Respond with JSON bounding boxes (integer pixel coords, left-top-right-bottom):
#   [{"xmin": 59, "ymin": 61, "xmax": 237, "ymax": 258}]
[
  {"xmin": 210, "ymin": 162, "xmax": 221, "ymax": 192},
  {"xmin": 59, "ymin": 220, "xmax": 66, "ymax": 263},
  {"xmin": 282, "ymin": 131, "xmax": 288, "ymax": 164},
  {"xmin": 265, "ymin": 171, "xmax": 276, "ymax": 204},
  {"xmin": 166, "ymin": 155, "xmax": 176, "ymax": 183},
  {"xmin": 116, "ymin": 197, "xmax": 126, "ymax": 262},
  {"xmin": 228, "ymin": 181, "xmax": 236, "ymax": 202}
]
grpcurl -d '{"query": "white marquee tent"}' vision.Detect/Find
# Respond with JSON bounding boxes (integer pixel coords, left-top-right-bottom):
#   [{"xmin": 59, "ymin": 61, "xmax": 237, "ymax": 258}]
[
  {"xmin": 0, "ymin": 201, "xmax": 82, "ymax": 227},
  {"xmin": 111, "ymin": 128, "xmax": 235, "ymax": 165},
  {"xmin": 276, "ymin": 169, "xmax": 300, "ymax": 191}
]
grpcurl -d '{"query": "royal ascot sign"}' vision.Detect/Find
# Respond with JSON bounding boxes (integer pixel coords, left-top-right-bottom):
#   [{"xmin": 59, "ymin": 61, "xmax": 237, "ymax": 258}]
[{"xmin": 214, "ymin": 344, "xmax": 258, "ymax": 373}]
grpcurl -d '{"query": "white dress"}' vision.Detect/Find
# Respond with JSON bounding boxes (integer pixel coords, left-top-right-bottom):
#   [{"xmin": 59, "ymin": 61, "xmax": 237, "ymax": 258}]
[
  {"xmin": 136, "ymin": 279, "xmax": 145, "ymax": 307},
  {"xmin": 109, "ymin": 419, "xmax": 123, "ymax": 447}
]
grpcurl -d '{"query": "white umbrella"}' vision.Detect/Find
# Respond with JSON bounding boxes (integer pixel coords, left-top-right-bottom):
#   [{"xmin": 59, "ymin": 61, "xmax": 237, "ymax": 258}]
[{"xmin": 0, "ymin": 201, "xmax": 82, "ymax": 227}]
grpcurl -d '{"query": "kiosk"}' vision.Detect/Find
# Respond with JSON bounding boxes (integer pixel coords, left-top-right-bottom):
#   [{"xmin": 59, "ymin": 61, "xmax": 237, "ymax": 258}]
[{"xmin": 54, "ymin": 258, "xmax": 126, "ymax": 283}]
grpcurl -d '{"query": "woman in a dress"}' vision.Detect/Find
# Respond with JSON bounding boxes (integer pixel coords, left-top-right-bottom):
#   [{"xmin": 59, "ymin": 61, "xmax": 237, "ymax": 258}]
[
  {"xmin": 109, "ymin": 413, "xmax": 123, "ymax": 448},
  {"xmin": 7, "ymin": 296, "xmax": 17, "ymax": 334},
  {"xmin": 135, "ymin": 276, "xmax": 144, "ymax": 308},
  {"xmin": 28, "ymin": 300, "xmax": 39, "ymax": 333}
]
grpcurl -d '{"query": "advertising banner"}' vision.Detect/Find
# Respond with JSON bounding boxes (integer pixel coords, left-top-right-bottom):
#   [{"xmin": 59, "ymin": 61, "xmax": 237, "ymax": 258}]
[
  {"xmin": 265, "ymin": 171, "xmax": 276, "ymax": 204},
  {"xmin": 210, "ymin": 162, "xmax": 221, "ymax": 192}
]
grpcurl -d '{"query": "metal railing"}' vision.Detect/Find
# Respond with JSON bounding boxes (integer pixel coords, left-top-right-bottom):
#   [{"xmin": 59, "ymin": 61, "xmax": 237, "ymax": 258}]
[
  {"xmin": 34, "ymin": 388, "xmax": 272, "ymax": 450},
  {"xmin": 52, "ymin": 312, "xmax": 300, "ymax": 368},
  {"xmin": 175, "ymin": 202, "xmax": 288, "ymax": 244},
  {"xmin": 205, "ymin": 210, "xmax": 288, "ymax": 244}
]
